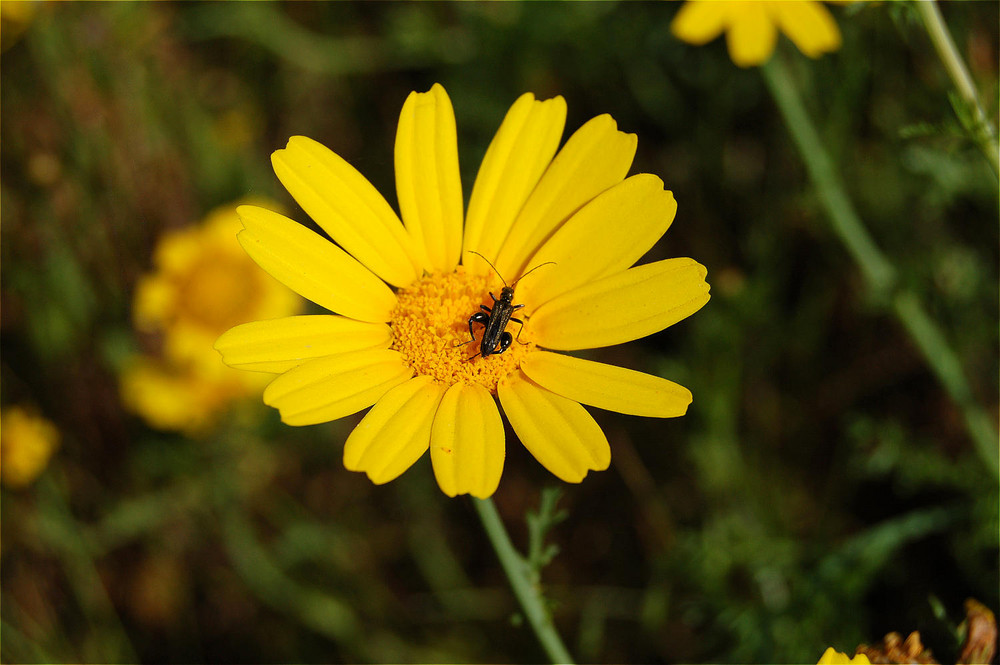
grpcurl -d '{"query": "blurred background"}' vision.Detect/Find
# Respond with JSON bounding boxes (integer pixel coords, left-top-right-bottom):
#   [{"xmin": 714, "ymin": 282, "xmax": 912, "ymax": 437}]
[{"xmin": 1, "ymin": 2, "xmax": 997, "ymax": 663}]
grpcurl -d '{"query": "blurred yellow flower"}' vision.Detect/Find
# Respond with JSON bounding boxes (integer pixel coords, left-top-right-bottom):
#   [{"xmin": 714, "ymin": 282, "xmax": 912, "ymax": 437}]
[
  {"xmin": 217, "ymin": 84, "xmax": 710, "ymax": 498},
  {"xmin": 119, "ymin": 355, "xmax": 262, "ymax": 434},
  {"xmin": 1, "ymin": 405, "xmax": 60, "ymax": 488},
  {"xmin": 671, "ymin": 0, "xmax": 843, "ymax": 68},
  {"xmin": 122, "ymin": 201, "xmax": 300, "ymax": 434},
  {"xmin": 1, "ymin": 0, "xmax": 37, "ymax": 51},
  {"xmin": 818, "ymin": 647, "xmax": 871, "ymax": 664}
]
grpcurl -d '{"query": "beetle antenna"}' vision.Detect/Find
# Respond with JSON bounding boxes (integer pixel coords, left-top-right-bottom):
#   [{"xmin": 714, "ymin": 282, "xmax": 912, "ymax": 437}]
[
  {"xmin": 466, "ymin": 250, "xmax": 508, "ymax": 287},
  {"xmin": 511, "ymin": 261, "xmax": 556, "ymax": 287}
]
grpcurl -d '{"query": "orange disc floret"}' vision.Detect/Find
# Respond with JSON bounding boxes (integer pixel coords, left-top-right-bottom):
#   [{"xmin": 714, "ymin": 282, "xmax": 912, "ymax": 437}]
[{"xmin": 391, "ymin": 266, "xmax": 536, "ymax": 393}]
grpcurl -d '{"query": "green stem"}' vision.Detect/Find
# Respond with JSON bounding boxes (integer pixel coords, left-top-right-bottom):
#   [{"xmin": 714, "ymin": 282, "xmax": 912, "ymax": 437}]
[
  {"xmin": 472, "ymin": 497, "xmax": 575, "ymax": 665},
  {"xmin": 913, "ymin": 0, "xmax": 999, "ymax": 177},
  {"xmin": 761, "ymin": 57, "xmax": 999, "ymax": 474},
  {"xmin": 36, "ymin": 475, "xmax": 138, "ymax": 663}
]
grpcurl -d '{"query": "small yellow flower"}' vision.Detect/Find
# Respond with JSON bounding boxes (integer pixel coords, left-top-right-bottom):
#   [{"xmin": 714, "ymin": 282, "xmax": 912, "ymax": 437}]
[
  {"xmin": 1, "ymin": 406, "xmax": 60, "ymax": 488},
  {"xmin": 818, "ymin": 647, "xmax": 872, "ymax": 664},
  {"xmin": 122, "ymin": 201, "xmax": 300, "ymax": 433},
  {"xmin": 216, "ymin": 84, "xmax": 710, "ymax": 498},
  {"xmin": 671, "ymin": 0, "xmax": 843, "ymax": 68}
]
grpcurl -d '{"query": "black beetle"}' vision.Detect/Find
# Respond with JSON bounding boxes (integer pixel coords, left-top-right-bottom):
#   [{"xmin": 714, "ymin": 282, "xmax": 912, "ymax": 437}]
[{"xmin": 457, "ymin": 251, "xmax": 554, "ymax": 360}]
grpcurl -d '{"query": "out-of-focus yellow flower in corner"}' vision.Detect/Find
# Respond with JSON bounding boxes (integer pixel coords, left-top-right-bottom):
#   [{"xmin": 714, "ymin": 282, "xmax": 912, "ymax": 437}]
[
  {"xmin": 818, "ymin": 646, "xmax": 872, "ymax": 664},
  {"xmin": 1, "ymin": 406, "xmax": 60, "ymax": 488},
  {"xmin": 1, "ymin": 0, "xmax": 38, "ymax": 51},
  {"xmin": 121, "ymin": 201, "xmax": 300, "ymax": 434},
  {"xmin": 671, "ymin": 0, "xmax": 843, "ymax": 68}
]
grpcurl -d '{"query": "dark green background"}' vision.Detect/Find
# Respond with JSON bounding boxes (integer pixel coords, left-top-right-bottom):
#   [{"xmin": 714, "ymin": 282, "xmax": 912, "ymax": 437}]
[{"xmin": 1, "ymin": 2, "xmax": 997, "ymax": 663}]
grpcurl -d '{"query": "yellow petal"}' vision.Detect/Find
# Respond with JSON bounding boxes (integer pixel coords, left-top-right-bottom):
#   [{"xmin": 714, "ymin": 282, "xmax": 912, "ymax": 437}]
[
  {"xmin": 119, "ymin": 355, "xmax": 225, "ymax": 435},
  {"xmin": 494, "ymin": 114, "xmax": 637, "ymax": 278},
  {"xmin": 262, "ymin": 349, "xmax": 413, "ymax": 426},
  {"xmin": 497, "ymin": 370, "xmax": 609, "ymax": 483},
  {"xmin": 772, "ymin": 1, "xmax": 842, "ymax": 58},
  {"xmin": 215, "ymin": 315, "xmax": 392, "ymax": 374},
  {"xmin": 430, "ymin": 382, "xmax": 505, "ymax": 498},
  {"xmin": 515, "ymin": 174, "xmax": 677, "ymax": 310},
  {"xmin": 818, "ymin": 647, "xmax": 871, "ymax": 665},
  {"xmin": 726, "ymin": 3, "xmax": 778, "ymax": 67},
  {"xmin": 132, "ymin": 274, "xmax": 174, "ymax": 332},
  {"xmin": 462, "ymin": 93, "xmax": 567, "ymax": 272},
  {"xmin": 152, "ymin": 225, "xmax": 202, "ymax": 273},
  {"xmin": 271, "ymin": 136, "xmax": 421, "ymax": 287},
  {"xmin": 343, "ymin": 376, "xmax": 445, "ymax": 485},
  {"xmin": 670, "ymin": 0, "xmax": 733, "ymax": 46},
  {"xmin": 520, "ymin": 351, "xmax": 692, "ymax": 417},
  {"xmin": 251, "ymin": 267, "xmax": 306, "ymax": 324},
  {"xmin": 236, "ymin": 205, "xmax": 396, "ymax": 323},
  {"xmin": 395, "ymin": 84, "xmax": 464, "ymax": 274},
  {"xmin": 531, "ymin": 258, "xmax": 710, "ymax": 351}
]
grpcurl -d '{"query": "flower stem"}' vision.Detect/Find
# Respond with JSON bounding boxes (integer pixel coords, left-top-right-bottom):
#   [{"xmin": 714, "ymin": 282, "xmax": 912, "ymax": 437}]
[
  {"xmin": 472, "ymin": 497, "xmax": 575, "ymax": 665},
  {"xmin": 913, "ymin": 0, "xmax": 999, "ymax": 177},
  {"xmin": 761, "ymin": 56, "xmax": 999, "ymax": 474},
  {"xmin": 37, "ymin": 475, "xmax": 139, "ymax": 663}
]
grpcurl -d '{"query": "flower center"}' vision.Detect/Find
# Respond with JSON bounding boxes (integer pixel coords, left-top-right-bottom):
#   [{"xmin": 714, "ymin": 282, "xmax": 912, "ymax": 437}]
[
  {"xmin": 178, "ymin": 250, "xmax": 261, "ymax": 331},
  {"xmin": 390, "ymin": 266, "xmax": 536, "ymax": 394}
]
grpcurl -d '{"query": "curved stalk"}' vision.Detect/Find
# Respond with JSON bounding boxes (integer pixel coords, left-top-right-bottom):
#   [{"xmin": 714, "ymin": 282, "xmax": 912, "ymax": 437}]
[
  {"xmin": 914, "ymin": 0, "xmax": 999, "ymax": 177},
  {"xmin": 472, "ymin": 497, "xmax": 575, "ymax": 665},
  {"xmin": 761, "ymin": 56, "xmax": 999, "ymax": 474}
]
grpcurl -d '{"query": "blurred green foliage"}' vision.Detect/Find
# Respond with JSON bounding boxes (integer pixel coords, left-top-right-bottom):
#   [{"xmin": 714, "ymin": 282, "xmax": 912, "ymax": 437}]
[{"xmin": 1, "ymin": 2, "xmax": 997, "ymax": 663}]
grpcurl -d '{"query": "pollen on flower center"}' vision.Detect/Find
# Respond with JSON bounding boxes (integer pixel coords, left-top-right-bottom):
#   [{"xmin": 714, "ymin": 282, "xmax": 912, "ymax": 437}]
[{"xmin": 390, "ymin": 266, "xmax": 537, "ymax": 394}]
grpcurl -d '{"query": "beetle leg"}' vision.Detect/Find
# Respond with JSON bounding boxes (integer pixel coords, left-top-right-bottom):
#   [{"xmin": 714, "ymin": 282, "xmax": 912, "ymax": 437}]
[
  {"xmin": 454, "ymin": 311, "xmax": 490, "ymax": 348},
  {"xmin": 468, "ymin": 311, "xmax": 490, "ymax": 339},
  {"xmin": 510, "ymin": 317, "xmax": 529, "ymax": 345},
  {"xmin": 497, "ymin": 331, "xmax": 513, "ymax": 354}
]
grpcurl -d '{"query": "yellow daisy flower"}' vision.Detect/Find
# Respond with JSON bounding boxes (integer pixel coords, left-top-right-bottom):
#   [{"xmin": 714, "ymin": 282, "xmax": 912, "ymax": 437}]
[
  {"xmin": 216, "ymin": 84, "xmax": 710, "ymax": 498},
  {"xmin": 122, "ymin": 201, "xmax": 300, "ymax": 433},
  {"xmin": 671, "ymin": 0, "xmax": 843, "ymax": 68},
  {"xmin": 1, "ymin": 405, "xmax": 60, "ymax": 488},
  {"xmin": 818, "ymin": 647, "xmax": 871, "ymax": 664}
]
